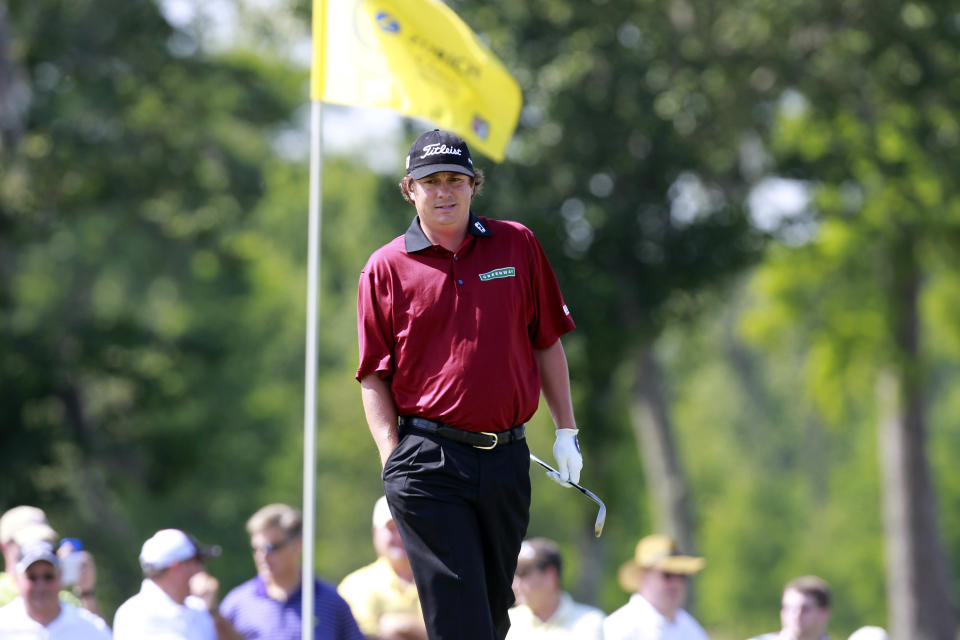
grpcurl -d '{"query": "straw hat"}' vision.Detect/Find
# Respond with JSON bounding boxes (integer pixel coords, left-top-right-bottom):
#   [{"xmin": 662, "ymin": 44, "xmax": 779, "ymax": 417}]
[{"xmin": 617, "ymin": 534, "xmax": 705, "ymax": 592}]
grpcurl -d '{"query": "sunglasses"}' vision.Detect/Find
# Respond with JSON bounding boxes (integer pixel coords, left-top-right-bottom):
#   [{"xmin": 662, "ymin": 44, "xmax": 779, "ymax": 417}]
[
  {"xmin": 252, "ymin": 534, "xmax": 299, "ymax": 555},
  {"xmin": 25, "ymin": 571, "xmax": 58, "ymax": 583},
  {"xmin": 656, "ymin": 571, "xmax": 689, "ymax": 581},
  {"xmin": 515, "ymin": 562, "xmax": 554, "ymax": 578}
]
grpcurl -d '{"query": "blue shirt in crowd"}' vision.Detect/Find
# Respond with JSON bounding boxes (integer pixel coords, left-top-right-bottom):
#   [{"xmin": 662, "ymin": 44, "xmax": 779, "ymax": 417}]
[{"xmin": 219, "ymin": 576, "xmax": 364, "ymax": 640}]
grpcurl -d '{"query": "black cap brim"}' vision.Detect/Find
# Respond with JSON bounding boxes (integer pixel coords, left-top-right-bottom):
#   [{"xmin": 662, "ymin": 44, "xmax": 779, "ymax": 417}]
[
  {"xmin": 197, "ymin": 544, "xmax": 221, "ymax": 560},
  {"xmin": 187, "ymin": 533, "xmax": 221, "ymax": 561},
  {"xmin": 409, "ymin": 163, "xmax": 475, "ymax": 180}
]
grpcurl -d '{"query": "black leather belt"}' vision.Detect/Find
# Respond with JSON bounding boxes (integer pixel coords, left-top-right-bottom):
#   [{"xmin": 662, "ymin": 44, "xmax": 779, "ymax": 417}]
[{"xmin": 399, "ymin": 416, "xmax": 525, "ymax": 450}]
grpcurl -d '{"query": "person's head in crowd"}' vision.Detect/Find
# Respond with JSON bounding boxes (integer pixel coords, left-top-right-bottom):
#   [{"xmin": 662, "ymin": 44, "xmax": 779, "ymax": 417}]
[
  {"xmin": 139, "ymin": 529, "xmax": 221, "ymax": 605},
  {"xmin": 246, "ymin": 503, "xmax": 302, "ymax": 589},
  {"xmin": 848, "ymin": 626, "xmax": 887, "ymax": 640},
  {"xmin": 0, "ymin": 506, "xmax": 49, "ymax": 572},
  {"xmin": 617, "ymin": 534, "xmax": 704, "ymax": 622},
  {"xmin": 14, "ymin": 541, "xmax": 63, "ymax": 625},
  {"xmin": 13, "ymin": 523, "xmax": 58, "ymax": 548},
  {"xmin": 779, "ymin": 575, "xmax": 832, "ymax": 640},
  {"xmin": 512, "ymin": 538, "xmax": 563, "ymax": 620},
  {"xmin": 371, "ymin": 496, "xmax": 411, "ymax": 576}
]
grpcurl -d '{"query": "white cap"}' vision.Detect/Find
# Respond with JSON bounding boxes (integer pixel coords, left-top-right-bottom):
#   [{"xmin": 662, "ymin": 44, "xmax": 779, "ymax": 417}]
[
  {"xmin": 139, "ymin": 529, "xmax": 220, "ymax": 572},
  {"xmin": 372, "ymin": 496, "xmax": 393, "ymax": 529},
  {"xmin": 16, "ymin": 541, "xmax": 60, "ymax": 573},
  {"xmin": 848, "ymin": 627, "xmax": 888, "ymax": 640},
  {"xmin": 1, "ymin": 506, "xmax": 48, "ymax": 544}
]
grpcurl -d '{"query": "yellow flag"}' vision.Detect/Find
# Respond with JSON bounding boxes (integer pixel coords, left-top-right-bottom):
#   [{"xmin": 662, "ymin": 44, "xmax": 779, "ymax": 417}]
[{"xmin": 312, "ymin": 0, "xmax": 521, "ymax": 161}]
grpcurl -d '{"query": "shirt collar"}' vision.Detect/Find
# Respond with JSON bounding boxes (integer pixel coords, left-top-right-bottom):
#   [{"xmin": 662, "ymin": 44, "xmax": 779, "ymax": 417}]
[
  {"xmin": 630, "ymin": 592, "xmax": 676, "ymax": 626},
  {"xmin": 403, "ymin": 211, "xmax": 493, "ymax": 253},
  {"xmin": 552, "ymin": 592, "xmax": 576, "ymax": 623},
  {"xmin": 142, "ymin": 578, "xmax": 180, "ymax": 610},
  {"xmin": 541, "ymin": 592, "xmax": 577, "ymax": 626},
  {"xmin": 374, "ymin": 557, "xmax": 417, "ymax": 592},
  {"xmin": 253, "ymin": 575, "xmax": 319, "ymax": 604}
]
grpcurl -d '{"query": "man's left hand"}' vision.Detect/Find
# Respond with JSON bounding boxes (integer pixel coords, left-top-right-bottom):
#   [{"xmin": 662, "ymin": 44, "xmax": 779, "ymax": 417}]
[{"xmin": 550, "ymin": 428, "xmax": 582, "ymax": 486}]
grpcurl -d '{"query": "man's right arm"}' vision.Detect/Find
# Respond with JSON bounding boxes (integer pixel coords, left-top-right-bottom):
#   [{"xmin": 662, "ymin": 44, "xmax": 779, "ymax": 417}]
[{"xmin": 360, "ymin": 374, "xmax": 400, "ymax": 467}]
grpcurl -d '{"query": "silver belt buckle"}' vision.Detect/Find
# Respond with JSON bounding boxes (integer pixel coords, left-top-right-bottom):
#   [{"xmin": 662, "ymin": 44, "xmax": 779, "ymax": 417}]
[{"xmin": 474, "ymin": 431, "xmax": 499, "ymax": 450}]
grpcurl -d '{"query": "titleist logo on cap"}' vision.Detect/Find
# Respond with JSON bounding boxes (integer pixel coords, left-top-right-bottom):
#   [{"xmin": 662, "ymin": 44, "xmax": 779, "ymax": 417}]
[
  {"xmin": 420, "ymin": 143, "xmax": 463, "ymax": 159},
  {"xmin": 406, "ymin": 129, "xmax": 475, "ymax": 179}
]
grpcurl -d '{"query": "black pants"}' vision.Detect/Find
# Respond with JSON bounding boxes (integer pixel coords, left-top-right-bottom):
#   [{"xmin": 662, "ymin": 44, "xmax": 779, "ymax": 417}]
[{"xmin": 382, "ymin": 429, "xmax": 531, "ymax": 640}]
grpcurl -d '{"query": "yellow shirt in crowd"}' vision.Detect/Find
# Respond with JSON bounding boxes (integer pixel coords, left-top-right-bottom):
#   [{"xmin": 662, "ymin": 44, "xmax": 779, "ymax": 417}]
[{"xmin": 338, "ymin": 557, "xmax": 423, "ymax": 637}]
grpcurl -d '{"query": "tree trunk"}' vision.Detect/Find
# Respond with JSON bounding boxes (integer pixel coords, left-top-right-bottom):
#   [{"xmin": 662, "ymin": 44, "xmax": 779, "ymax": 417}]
[
  {"xmin": 573, "ymin": 528, "xmax": 606, "ymax": 606},
  {"xmin": 878, "ymin": 234, "xmax": 957, "ymax": 640},
  {"xmin": 630, "ymin": 344, "xmax": 695, "ymax": 555}
]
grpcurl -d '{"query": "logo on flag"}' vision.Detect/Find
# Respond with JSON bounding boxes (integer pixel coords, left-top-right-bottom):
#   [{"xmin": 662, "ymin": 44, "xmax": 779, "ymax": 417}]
[
  {"xmin": 375, "ymin": 11, "xmax": 400, "ymax": 33},
  {"xmin": 472, "ymin": 116, "xmax": 490, "ymax": 141}
]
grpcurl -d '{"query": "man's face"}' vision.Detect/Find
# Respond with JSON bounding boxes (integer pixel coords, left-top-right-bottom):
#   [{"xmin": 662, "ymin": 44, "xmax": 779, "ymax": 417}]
[
  {"xmin": 171, "ymin": 555, "xmax": 204, "ymax": 584},
  {"xmin": 372, "ymin": 520, "xmax": 406, "ymax": 564},
  {"xmin": 251, "ymin": 525, "xmax": 301, "ymax": 582},
  {"xmin": 512, "ymin": 562, "xmax": 558, "ymax": 609},
  {"xmin": 407, "ymin": 171, "xmax": 474, "ymax": 238},
  {"xmin": 18, "ymin": 560, "xmax": 61, "ymax": 609},
  {"xmin": 639, "ymin": 569, "xmax": 690, "ymax": 619},
  {"xmin": 780, "ymin": 588, "xmax": 830, "ymax": 640}
]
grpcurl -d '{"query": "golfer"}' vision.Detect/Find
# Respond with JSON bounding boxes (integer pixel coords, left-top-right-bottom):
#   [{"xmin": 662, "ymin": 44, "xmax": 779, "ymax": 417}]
[{"xmin": 356, "ymin": 129, "xmax": 584, "ymax": 640}]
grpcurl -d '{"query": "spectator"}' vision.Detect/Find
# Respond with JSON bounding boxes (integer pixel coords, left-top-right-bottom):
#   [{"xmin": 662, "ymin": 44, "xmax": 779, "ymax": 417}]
[
  {"xmin": 0, "ymin": 506, "xmax": 96, "ymax": 612},
  {"xmin": 338, "ymin": 496, "xmax": 426, "ymax": 640},
  {"xmin": 0, "ymin": 540, "xmax": 111, "ymax": 638},
  {"xmin": 603, "ymin": 534, "xmax": 708, "ymax": 640},
  {"xmin": 113, "ymin": 528, "xmax": 221, "ymax": 640},
  {"xmin": 506, "ymin": 537, "xmax": 605, "ymax": 639},
  {"xmin": 219, "ymin": 503, "xmax": 364, "ymax": 640},
  {"xmin": 1, "ymin": 506, "xmax": 52, "ymax": 605},
  {"xmin": 847, "ymin": 627, "xmax": 886, "ymax": 640},
  {"xmin": 747, "ymin": 575, "xmax": 832, "ymax": 640}
]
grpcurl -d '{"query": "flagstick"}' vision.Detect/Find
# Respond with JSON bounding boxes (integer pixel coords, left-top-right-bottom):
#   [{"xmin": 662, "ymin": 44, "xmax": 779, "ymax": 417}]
[{"xmin": 301, "ymin": 98, "xmax": 323, "ymax": 640}]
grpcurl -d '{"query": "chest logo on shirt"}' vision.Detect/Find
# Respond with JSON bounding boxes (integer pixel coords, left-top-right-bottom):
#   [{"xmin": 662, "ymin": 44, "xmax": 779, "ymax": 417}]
[{"xmin": 479, "ymin": 267, "xmax": 516, "ymax": 281}]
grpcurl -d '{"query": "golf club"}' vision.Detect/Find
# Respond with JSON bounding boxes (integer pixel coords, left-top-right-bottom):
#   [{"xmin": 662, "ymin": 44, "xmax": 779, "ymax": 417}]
[{"xmin": 529, "ymin": 453, "xmax": 607, "ymax": 537}]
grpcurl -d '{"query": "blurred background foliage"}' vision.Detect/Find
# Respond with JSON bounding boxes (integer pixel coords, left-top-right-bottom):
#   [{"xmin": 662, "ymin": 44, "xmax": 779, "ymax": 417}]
[{"xmin": 2, "ymin": 0, "xmax": 960, "ymax": 638}]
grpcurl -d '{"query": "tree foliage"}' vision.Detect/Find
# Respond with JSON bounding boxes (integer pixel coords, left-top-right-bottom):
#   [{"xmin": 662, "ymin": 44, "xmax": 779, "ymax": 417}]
[
  {"xmin": 736, "ymin": 0, "xmax": 960, "ymax": 637},
  {"xmin": 0, "ymin": 0, "xmax": 311, "ymax": 610}
]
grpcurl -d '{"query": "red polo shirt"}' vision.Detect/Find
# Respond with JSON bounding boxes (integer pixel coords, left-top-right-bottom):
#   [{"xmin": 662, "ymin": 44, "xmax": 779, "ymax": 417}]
[{"xmin": 356, "ymin": 213, "xmax": 575, "ymax": 433}]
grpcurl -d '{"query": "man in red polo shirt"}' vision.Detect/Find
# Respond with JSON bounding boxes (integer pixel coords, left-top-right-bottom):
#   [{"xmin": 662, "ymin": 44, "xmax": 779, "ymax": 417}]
[{"xmin": 356, "ymin": 129, "xmax": 584, "ymax": 640}]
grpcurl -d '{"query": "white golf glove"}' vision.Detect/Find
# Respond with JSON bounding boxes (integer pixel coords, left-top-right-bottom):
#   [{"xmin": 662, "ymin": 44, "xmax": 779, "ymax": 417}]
[{"xmin": 549, "ymin": 428, "xmax": 582, "ymax": 486}]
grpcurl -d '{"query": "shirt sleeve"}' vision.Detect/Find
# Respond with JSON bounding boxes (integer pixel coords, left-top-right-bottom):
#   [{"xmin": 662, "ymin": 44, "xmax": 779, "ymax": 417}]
[
  {"xmin": 356, "ymin": 259, "xmax": 395, "ymax": 381},
  {"xmin": 217, "ymin": 591, "xmax": 235, "ymax": 622},
  {"xmin": 524, "ymin": 229, "xmax": 575, "ymax": 349}
]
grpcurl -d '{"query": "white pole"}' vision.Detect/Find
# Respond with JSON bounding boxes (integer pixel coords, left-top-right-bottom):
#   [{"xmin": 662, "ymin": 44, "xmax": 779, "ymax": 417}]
[{"xmin": 301, "ymin": 98, "xmax": 323, "ymax": 640}]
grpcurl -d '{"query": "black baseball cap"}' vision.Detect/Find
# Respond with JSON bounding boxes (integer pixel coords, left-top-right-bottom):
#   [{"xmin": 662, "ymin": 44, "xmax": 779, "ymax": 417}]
[{"xmin": 405, "ymin": 129, "xmax": 475, "ymax": 179}]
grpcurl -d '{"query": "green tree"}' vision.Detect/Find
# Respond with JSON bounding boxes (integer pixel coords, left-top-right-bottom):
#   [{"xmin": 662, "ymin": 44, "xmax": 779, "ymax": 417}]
[
  {"xmin": 661, "ymin": 280, "xmax": 886, "ymax": 637},
  {"xmin": 0, "ymin": 0, "xmax": 308, "ymax": 611},
  {"xmin": 742, "ymin": 1, "xmax": 960, "ymax": 637}
]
